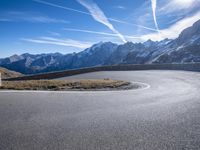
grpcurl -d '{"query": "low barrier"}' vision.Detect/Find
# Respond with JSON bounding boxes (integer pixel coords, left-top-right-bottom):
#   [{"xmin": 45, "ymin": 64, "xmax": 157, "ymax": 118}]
[
  {"xmin": 4, "ymin": 63, "xmax": 200, "ymax": 81},
  {"xmin": 0, "ymin": 73, "xmax": 1, "ymax": 86}
]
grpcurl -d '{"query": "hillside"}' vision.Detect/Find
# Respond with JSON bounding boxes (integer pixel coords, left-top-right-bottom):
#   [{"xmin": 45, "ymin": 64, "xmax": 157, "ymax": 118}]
[{"xmin": 0, "ymin": 67, "xmax": 23, "ymax": 79}]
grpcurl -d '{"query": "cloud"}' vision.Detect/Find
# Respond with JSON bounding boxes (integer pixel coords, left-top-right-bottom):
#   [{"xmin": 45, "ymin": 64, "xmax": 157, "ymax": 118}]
[
  {"xmin": 151, "ymin": 0, "xmax": 160, "ymax": 33},
  {"xmin": 63, "ymin": 28, "xmax": 141, "ymax": 40},
  {"xmin": 159, "ymin": 0, "xmax": 199, "ymax": 14},
  {"xmin": 140, "ymin": 11, "xmax": 200, "ymax": 41},
  {"xmin": 33, "ymin": 0, "xmax": 156, "ymax": 32},
  {"xmin": 25, "ymin": 16, "xmax": 69, "ymax": 23},
  {"xmin": 2, "ymin": 11, "xmax": 69, "ymax": 24},
  {"xmin": 47, "ymin": 31, "xmax": 61, "ymax": 36},
  {"xmin": 33, "ymin": 0, "xmax": 90, "ymax": 15},
  {"xmin": 155, "ymin": 0, "xmax": 200, "ymax": 24},
  {"xmin": 0, "ymin": 18, "xmax": 11, "ymax": 22},
  {"xmin": 64, "ymin": 28, "xmax": 119, "ymax": 36},
  {"xmin": 64, "ymin": 11, "xmax": 200, "ymax": 42},
  {"xmin": 108, "ymin": 18, "xmax": 157, "ymax": 32},
  {"xmin": 77, "ymin": 0, "xmax": 126, "ymax": 43},
  {"xmin": 124, "ymin": 1, "xmax": 159, "ymax": 35},
  {"xmin": 113, "ymin": 5, "xmax": 126, "ymax": 10},
  {"xmin": 22, "ymin": 37, "xmax": 92, "ymax": 48}
]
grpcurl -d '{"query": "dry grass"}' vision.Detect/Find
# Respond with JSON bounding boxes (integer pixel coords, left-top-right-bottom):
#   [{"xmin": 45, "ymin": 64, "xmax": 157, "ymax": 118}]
[{"xmin": 0, "ymin": 79, "xmax": 130, "ymax": 91}]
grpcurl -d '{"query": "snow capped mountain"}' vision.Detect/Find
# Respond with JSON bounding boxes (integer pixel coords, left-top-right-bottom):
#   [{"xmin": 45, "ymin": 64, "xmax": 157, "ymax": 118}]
[
  {"xmin": 104, "ymin": 42, "xmax": 138, "ymax": 65},
  {"xmin": 108, "ymin": 38, "xmax": 173, "ymax": 65},
  {"xmin": 0, "ymin": 19, "xmax": 200, "ymax": 74},
  {"xmin": 72, "ymin": 42, "xmax": 118, "ymax": 68},
  {"xmin": 0, "ymin": 42, "xmax": 118, "ymax": 74},
  {"xmin": 176, "ymin": 20, "xmax": 200, "ymax": 45},
  {"xmin": 154, "ymin": 20, "xmax": 200, "ymax": 64}
]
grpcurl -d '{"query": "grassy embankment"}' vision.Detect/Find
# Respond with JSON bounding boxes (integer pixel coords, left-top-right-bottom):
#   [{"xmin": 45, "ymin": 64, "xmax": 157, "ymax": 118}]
[{"xmin": 0, "ymin": 79, "xmax": 131, "ymax": 90}]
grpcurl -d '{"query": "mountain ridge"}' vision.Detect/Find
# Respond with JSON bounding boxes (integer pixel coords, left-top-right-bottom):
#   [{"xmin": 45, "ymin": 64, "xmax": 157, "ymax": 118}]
[{"xmin": 1, "ymin": 19, "xmax": 200, "ymax": 74}]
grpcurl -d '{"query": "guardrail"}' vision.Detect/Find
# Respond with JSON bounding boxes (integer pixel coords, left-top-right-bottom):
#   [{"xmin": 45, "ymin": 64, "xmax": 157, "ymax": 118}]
[
  {"xmin": 3, "ymin": 63, "xmax": 200, "ymax": 81},
  {"xmin": 0, "ymin": 73, "xmax": 2, "ymax": 86}
]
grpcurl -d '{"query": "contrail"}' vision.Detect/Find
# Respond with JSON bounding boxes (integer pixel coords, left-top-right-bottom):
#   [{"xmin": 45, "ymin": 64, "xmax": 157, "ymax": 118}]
[
  {"xmin": 33, "ymin": 0, "xmax": 157, "ymax": 32},
  {"xmin": 108, "ymin": 18, "xmax": 158, "ymax": 32},
  {"xmin": 63, "ymin": 28, "xmax": 142, "ymax": 39},
  {"xmin": 151, "ymin": 0, "xmax": 160, "ymax": 34},
  {"xmin": 22, "ymin": 37, "xmax": 92, "ymax": 48},
  {"xmin": 77, "ymin": 0, "xmax": 127, "ymax": 43}
]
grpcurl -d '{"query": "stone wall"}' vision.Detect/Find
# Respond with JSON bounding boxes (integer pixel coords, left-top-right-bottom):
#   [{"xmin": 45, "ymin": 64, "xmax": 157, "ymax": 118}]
[{"xmin": 4, "ymin": 63, "xmax": 200, "ymax": 81}]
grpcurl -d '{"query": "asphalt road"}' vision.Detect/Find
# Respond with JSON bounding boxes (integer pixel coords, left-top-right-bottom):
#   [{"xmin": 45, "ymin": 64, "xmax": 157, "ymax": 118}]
[{"xmin": 1, "ymin": 70, "xmax": 200, "ymax": 150}]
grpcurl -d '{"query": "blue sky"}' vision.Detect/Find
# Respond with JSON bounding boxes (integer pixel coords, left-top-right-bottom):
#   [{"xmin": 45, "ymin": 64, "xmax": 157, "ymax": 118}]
[{"xmin": 0, "ymin": 0, "xmax": 200, "ymax": 58}]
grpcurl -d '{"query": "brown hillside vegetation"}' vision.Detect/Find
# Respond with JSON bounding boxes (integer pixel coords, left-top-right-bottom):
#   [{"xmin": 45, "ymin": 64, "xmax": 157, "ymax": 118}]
[
  {"xmin": 0, "ymin": 67, "xmax": 23, "ymax": 79},
  {"xmin": 0, "ymin": 79, "xmax": 132, "ymax": 91}
]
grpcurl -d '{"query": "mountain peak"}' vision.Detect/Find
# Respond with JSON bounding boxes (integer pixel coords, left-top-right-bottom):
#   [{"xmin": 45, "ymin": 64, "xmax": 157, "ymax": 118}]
[
  {"xmin": 177, "ymin": 19, "xmax": 200, "ymax": 45},
  {"xmin": 143, "ymin": 39, "xmax": 155, "ymax": 47},
  {"xmin": 9, "ymin": 54, "xmax": 23, "ymax": 63}
]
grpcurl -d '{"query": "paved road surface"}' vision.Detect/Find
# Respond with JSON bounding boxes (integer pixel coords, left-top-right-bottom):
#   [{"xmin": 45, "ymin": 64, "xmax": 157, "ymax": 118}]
[{"xmin": 1, "ymin": 70, "xmax": 200, "ymax": 150}]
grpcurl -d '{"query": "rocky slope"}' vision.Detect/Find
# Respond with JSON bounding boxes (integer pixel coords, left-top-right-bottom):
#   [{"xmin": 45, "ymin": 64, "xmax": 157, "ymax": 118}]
[{"xmin": 153, "ymin": 20, "xmax": 200, "ymax": 63}]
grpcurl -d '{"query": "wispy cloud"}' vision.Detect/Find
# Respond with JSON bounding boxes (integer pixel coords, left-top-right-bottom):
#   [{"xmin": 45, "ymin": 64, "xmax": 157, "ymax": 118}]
[
  {"xmin": 108, "ymin": 18, "xmax": 157, "ymax": 32},
  {"xmin": 155, "ymin": 0, "xmax": 200, "ymax": 24},
  {"xmin": 47, "ymin": 31, "xmax": 61, "ymax": 36},
  {"xmin": 159, "ymin": 0, "xmax": 199, "ymax": 14},
  {"xmin": 140, "ymin": 11, "xmax": 200, "ymax": 41},
  {"xmin": 113, "ymin": 5, "xmax": 126, "ymax": 10},
  {"xmin": 129, "ymin": 0, "xmax": 199, "ymax": 37},
  {"xmin": 63, "ymin": 28, "xmax": 141, "ymax": 40},
  {"xmin": 22, "ymin": 37, "xmax": 92, "ymax": 48},
  {"xmin": 77, "ymin": 0, "xmax": 126, "ymax": 43},
  {"xmin": 0, "ymin": 18, "xmax": 11, "ymax": 22},
  {"xmin": 24, "ymin": 16, "xmax": 69, "ymax": 23},
  {"xmin": 2, "ymin": 11, "xmax": 69, "ymax": 24},
  {"xmin": 33, "ymin": 0, "xmax": 90, "ymax": 15},
  {"xmin": 151, "ymin": 0, "xmax": 160, "ymax": 33},
  {"xmin": 33, "ymin": 0, "xmax": 156, "ymax": 32},
  {"xmin": 64, "ymin": 28, "xmax": 118, "ymax": 36}
]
